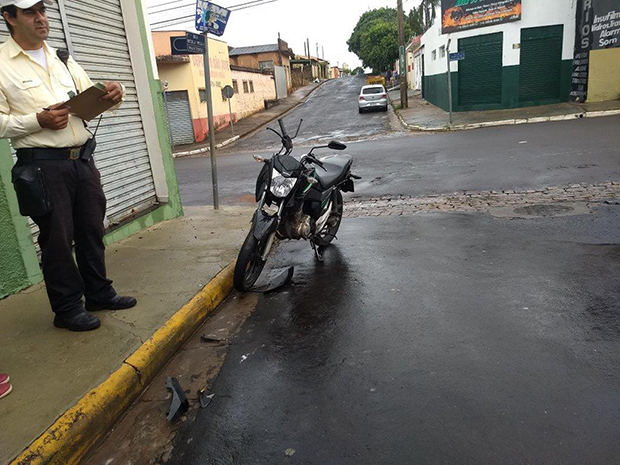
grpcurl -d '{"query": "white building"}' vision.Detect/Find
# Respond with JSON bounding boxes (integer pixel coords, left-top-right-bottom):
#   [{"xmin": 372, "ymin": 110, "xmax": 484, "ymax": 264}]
[{"xmin": 420, "ymin": 0, "xmax": 577, "ymax": 111}]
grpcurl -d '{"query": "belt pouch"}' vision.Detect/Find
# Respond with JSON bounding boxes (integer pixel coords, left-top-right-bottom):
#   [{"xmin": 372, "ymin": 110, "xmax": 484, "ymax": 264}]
[
  {"xmin": 80, "ymin": 137, "xmax": 96, "ymax": 161},
  {"xmin": 11, "ymin": 164, "xmax": 53, "ymax": 217}
]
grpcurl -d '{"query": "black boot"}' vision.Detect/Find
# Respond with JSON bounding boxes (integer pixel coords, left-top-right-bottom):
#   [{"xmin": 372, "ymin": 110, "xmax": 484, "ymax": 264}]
[
  {"xmin": 85, "ymin": 295, "xmax": 137, "ymax": 312},
  {"xmin": 54, "ymin": 311, "xmax": 101, "ymax": 331}
]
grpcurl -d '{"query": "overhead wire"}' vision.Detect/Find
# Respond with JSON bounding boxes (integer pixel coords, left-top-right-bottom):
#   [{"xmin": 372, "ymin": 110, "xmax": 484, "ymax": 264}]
[{"xmin": 150, "ymin": 0, "xmax": 278, "ymax": 29}]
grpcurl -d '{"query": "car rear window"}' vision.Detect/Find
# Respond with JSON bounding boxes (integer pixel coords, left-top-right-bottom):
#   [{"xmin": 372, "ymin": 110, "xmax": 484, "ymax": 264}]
[{"xmin": 363, "ymin": 87, "xmax": 384, "ymax": 95}]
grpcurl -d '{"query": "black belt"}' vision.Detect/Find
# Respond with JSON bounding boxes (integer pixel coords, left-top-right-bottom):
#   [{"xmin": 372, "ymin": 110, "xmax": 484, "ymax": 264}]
[{"xmin": 16, "ymin": 145, "xmax": 87, "ymax": 162}]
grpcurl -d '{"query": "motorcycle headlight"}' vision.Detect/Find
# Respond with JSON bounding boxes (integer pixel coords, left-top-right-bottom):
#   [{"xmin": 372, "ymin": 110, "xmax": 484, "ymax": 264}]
[{"xmin": 270, "ymin": 169, "xmax": 296, "ymax": 198}]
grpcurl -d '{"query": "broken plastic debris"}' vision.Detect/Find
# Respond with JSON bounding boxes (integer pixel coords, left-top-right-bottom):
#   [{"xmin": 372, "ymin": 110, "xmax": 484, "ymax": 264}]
[
  {"xmin": 249, "ymin": 267, "xmax": 294, "ymax": 293},
  {"xmin": 198, "ymin": 389, "xmax": 215, "ymax": 409},
  {"xmin": 166, "ymin": 377, "xmax": 189, "ymax": 422}
]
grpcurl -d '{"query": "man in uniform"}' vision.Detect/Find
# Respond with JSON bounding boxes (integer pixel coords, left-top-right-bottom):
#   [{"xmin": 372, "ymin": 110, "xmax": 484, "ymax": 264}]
[{"xmin": 0, "ymin": 0, "xmax": 136, "ymax": 331}]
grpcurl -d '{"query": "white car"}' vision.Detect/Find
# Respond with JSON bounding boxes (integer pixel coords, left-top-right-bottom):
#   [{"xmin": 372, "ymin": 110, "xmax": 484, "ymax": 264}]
[{"xmin": 358, "ymin": 85, "xmax": 388, "ymax": 113}]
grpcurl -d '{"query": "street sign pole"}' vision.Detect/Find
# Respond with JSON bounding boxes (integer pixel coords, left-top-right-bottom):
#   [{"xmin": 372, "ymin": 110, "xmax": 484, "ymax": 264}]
[
  {"xmin": 446, "ymin": 38, "xmax": 453, "ymax": 126},
  {"xmin": 228, "ymin": 98, "xmax": 234, "ymax": 137},
  {"xmin": 397, "ymin": 0, "xmax": 408, "ymax": 109},
  {"xmin": 202, "ymin": 31, "xmax": 219, "ymax": 210}
]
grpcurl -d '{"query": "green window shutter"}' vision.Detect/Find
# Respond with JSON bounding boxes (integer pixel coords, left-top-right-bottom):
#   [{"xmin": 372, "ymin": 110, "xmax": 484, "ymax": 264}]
[
  {"xmin": 519, "ymin": 25, "xmax": 564, "ymax": 104},
  {"xmin": 458, "ymin": 33, "xmax": 503, "ymax": 106}
]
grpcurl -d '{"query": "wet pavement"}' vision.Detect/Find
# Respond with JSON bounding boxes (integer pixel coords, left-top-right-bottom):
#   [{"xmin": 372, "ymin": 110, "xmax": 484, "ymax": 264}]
[
  {"xmin": 90, "ymin": 75, "xmax": 620, "ymax": 464},
  {"xmin": 229, "ymin": 75, "xmax": 398, "ymax": 153},
  {"xmin": 166, "ymin": 208, "xmax": 620, "ymax": 465},
  {"xmin": 175, "ymin": 115, "xmax": 620, "ymax": 207}
]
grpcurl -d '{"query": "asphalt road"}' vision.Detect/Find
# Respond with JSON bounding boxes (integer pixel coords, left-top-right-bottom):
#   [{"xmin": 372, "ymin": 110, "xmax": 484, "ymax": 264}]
[
  {"xmin": 151, "ymin": 81, "xmax": 620, "ymax": 464},
  {"xmin": 175, "ymin": 113, "xmax": 620, "ymax": 207},
  {"xmin": 169, "ymin": 208, "xmax": 620, "ymax": 465}
]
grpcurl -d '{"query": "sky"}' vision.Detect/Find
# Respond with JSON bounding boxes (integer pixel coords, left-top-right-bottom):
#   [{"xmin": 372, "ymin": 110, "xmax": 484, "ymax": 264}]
[{"xmin": 146, "ymin": 0, "xmax": 423, "ymax": 69}]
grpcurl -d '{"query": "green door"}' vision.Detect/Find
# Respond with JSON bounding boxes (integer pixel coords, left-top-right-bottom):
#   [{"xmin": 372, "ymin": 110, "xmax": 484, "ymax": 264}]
[
  {"xmin": 458, "ymin": 33, "xmax": 503, "ymax": 108},
  {"xmin": 519, "ymin": 25, "xmax": 564, "ymax": 104}
]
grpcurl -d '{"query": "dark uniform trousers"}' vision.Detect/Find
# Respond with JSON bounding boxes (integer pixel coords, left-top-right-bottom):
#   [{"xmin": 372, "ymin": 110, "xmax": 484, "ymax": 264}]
[{"xmin": 29, "ymin": 157, "xmax": 116, "ymax": 317}]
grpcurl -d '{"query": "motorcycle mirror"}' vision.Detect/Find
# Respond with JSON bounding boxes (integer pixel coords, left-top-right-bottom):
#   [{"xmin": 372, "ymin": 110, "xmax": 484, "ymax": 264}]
[
  {"xmin": 328, "ymin": 141, "xmax": 347, "ymax": 151},
  {"xmin": 253, "ymin": 155, "xmax": 265, "ymax": 163}
]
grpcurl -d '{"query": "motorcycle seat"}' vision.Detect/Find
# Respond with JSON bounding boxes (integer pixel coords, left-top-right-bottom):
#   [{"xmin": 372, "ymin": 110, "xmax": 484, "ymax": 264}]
[{"xmin": 315, "ymin": 155, "xmax": 352, "ymax": 190}]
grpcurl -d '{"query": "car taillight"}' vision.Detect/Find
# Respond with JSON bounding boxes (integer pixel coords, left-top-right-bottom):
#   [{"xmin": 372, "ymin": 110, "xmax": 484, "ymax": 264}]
[
  {"xmin": 381, "ymin": 94, "xmax": 387, "ymax": 99},
  {"xmin": 359, "ymin": 96, "xmax": 365, "ymax": 100}
]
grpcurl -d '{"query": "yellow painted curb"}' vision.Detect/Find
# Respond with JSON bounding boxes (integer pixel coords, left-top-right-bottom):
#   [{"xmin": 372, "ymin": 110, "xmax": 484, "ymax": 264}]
[{"xmin": 12, "ymin": 261, "xmax": 236, "ymax": 465}]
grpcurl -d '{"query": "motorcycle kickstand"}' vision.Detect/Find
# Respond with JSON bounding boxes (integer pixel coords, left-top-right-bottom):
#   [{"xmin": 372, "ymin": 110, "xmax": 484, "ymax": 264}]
[{"xmin": 310, "ymin": 240, "xmax": 324, "ymax": 262}]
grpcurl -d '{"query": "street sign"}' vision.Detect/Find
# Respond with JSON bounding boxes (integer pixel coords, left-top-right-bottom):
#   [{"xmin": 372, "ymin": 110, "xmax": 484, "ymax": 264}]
[
  {"xmin": 186, "ymin": 32, "xmax": 206, "ymax": 53},
  {"xmin": 171, "ymin": 32, "xmax": 205, "ymax": 55},
  {"xmin": 195, "ymin": 0, "xmax": 231, "ymax": 36},
  {"xmin": 449, "ymin": 52, "xmax": 465, "ymax": 61},
  {"xmin": 222, "ymin": 85, "xmax": 234, "ymax": 99},
  {"xmin": 399, "ymin": 45, "xmax": 406, "ymax": 75}
]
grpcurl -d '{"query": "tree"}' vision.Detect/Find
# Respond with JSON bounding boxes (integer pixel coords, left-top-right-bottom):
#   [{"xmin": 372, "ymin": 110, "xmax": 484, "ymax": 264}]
[
  {"xmin": 347, "ymin": 7, "xmax": 411, "ymax": 73},
  {"xmin": 407, "ymin": 7, "xmax": 425, "ymax": 37},
  {"xmin": 353, "ymin": 67, "xmax": 365, "ymax": 76},
  {"xmin": 419, "ymin": 0, "xmax": 439, "ymax": 31}
]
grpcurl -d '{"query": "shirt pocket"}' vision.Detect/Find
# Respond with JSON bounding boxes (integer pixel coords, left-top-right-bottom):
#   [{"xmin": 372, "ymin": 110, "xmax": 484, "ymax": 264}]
[
  {"xmin": 58, "ymin": 70, "xmax": 76, "ymax": 93},
  {"xmin": 12, "ymin": 77, "xmax": 48, "ymax": 107}
]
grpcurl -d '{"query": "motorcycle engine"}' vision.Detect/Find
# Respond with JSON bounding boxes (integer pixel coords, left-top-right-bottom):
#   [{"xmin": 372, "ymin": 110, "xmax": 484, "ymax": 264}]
[{"xmin": 292, "ymin": 214, "xmax": 313, "ymax": 239}]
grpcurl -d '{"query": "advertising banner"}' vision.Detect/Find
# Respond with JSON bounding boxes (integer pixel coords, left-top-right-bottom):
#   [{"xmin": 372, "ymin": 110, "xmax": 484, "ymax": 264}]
[
  {"xmin": 591, "ymin": 0, "xmax": 620, "ymax": 50},
  {"xmin": 571, "ymin": 0, "xmax": 619, "ymax": 102},
  {"xmin": 441, "ymin": 0, "xmax": 521, "ymax": 34},
  {"xmin": 195, "ymin": 1, "xmax": 231, "ymax": 36}
]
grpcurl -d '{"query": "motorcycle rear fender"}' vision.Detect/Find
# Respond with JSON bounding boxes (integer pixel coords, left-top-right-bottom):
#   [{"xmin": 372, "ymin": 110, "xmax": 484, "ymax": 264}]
[{"xmin": 252, "ymin": 210, "xmax": 278, "ymax": 241}]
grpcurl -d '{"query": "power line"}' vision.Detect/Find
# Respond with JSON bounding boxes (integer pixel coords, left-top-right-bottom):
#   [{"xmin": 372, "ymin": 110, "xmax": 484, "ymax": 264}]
[
  {"xmin": 147, "ymin": 0, "xmax": 190, "ymax": 10},
  {"xmin": 149, "ymin": 0, "xmax": 270, "ymax": 19},
  {"xmin": 150, "ymin": 0, "xmax": 277, "ymax": 29}
]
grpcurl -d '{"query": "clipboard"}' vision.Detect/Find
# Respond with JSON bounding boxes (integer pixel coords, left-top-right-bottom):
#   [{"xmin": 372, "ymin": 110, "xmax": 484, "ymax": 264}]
[{"xmin": 56, "ymin": 83, "xmax": 117, "ymax": 121}]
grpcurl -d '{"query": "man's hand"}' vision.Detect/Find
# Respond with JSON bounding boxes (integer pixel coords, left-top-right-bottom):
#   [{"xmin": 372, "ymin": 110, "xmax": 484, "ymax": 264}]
[
  {"xmin": 101, "ymin": 81, "xmax": 123, "ymax": 104},
  {"xmin": 37, "ymin": 104, "xmax": 69, "ymax": 130}
]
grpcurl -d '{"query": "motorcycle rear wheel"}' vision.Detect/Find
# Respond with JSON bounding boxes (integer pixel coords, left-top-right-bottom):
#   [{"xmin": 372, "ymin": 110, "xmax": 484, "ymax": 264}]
[
  {"xmin": 234, "ymin": 233, "xmax": 266, "ymax": 292},
  {"xmin": 315, "ymin": 190, "xmax": 343, "ymax": 247}
]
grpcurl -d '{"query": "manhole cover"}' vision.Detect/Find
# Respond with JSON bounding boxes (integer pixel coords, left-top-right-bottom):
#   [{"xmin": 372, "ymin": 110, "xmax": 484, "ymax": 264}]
[
  {"xmin": 490, "ymin": 203, "xmax": 590, "ymax": 219},
  {"xmin": 513, "ymin": 204, "xmax": 574, "ymax": 216}
]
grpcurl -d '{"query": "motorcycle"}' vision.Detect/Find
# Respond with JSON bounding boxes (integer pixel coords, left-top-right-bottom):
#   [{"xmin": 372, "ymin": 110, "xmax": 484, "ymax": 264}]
[{"xmin": 233, "ymin": 118, "xmax": 360, "ymax": 292}]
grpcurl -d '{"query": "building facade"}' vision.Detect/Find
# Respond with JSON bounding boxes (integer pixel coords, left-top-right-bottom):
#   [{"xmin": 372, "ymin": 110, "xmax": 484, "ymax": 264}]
[
  {"xmin": 0, "ymin": 0, "xmax": 182, "ymax": 299},
  {"xmin": 228, "ymin": 39, "xmax": 294, "ymax": 92},
  {"xmin": 154, "ymin": 31, "xmax": 234, "ymax": 145},
  {"xmin": 421, "ymin": 0, "xmax": 577, "ymax": 111},
  {"xmin": 230, "ymin": 66, "xmax": 277, "ymax": 120},
  {"xmin": 153, "ymin": 32, "xmax": 277, "ymax": 145}
]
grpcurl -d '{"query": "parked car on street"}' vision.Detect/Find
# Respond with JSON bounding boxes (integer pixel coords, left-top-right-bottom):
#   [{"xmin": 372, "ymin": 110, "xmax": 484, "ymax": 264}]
[{"xmin": 359, "ymin": 85, "xmax": 388, "ymax": 113}]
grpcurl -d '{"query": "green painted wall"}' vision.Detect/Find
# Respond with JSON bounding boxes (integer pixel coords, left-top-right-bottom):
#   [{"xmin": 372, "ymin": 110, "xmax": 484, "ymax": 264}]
[
  {"xmin": 0, "ymin": 141, "xmax": 42, "ymax": 298},
  {"xmin": 423, "ymin": 60, "xmax": 573, "ymax": 112},
  {"xmin": 0, "ymin": 0, "xmax": 182, "ymax": 298}
]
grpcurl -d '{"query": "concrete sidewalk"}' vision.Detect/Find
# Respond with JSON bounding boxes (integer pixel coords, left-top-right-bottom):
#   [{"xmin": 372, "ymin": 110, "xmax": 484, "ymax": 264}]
[
  {"xmin": 389, "ymin": 89, "xmax": 620, "ymax": 131},
  {"xmin": 173, "ymin": 81, "xmax": 324, "ymax": 157},
  {"xmin": 0, "ymin": 206, "xmax": 254, "ymax": 464}
]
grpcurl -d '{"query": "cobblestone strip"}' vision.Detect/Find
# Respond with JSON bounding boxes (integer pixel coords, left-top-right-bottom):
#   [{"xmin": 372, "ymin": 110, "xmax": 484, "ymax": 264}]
[{"xmin": 344, "ymin": 181, "xmax": 620, "ymax": 218}]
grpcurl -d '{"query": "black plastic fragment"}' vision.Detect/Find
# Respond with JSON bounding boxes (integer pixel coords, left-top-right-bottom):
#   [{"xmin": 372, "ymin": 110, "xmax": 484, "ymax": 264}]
[
  {"xmin": 166, "ymin": 377, "xmax": 189, "ymax": 422},
  {"xmin": 199, "ymin": 389, "xmax": 215, "ymax": 409}
]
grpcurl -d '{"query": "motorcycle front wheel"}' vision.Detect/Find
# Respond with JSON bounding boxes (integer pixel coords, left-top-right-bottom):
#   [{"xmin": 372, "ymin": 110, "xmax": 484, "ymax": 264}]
[{"xmin": 234, "ymin": 232, "xmax": 267, "ymax": 292}]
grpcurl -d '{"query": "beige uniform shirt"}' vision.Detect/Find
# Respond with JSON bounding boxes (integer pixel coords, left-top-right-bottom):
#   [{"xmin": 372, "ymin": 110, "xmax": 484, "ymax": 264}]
[{"xmin": 0, "ymin": 36, "xmax": 123, "ymax": 149}]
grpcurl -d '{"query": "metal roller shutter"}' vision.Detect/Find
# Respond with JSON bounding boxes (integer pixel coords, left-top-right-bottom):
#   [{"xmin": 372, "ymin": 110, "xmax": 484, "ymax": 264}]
[
  {"xmin": 458, "ymin": 33, "xmax": 503, "ymax": 106},
  {"xmin": 165, "ymin": 91, "xmax": 195, "ymax": 146},
  {"xmin": 519, "ymin": 26, "xmax": 564, "ymax": 104},
  {"xmin": 1, "ymin": 4, "xmax": 68, "ymax": 254},
  {"xmin": 64, "ymin": 0, "xmax": 158, "ymax": 225}
]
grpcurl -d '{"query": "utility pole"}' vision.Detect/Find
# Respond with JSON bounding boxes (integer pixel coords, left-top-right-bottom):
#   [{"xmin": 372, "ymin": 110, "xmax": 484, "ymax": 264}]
[
  {"xmin": 397, "ymin": 0, "xmax": 408, "ymax": 109},
  {"xmin": 307, "ymin": 38, "xmax": 310, "ymax": 59}
]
